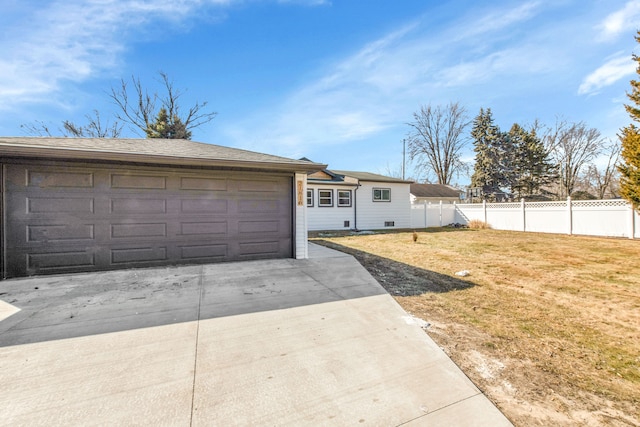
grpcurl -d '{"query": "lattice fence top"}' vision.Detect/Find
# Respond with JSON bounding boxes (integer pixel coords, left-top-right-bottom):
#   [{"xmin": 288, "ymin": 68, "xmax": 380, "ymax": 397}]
[
  {"xmin": 486, "ymin": 202, "xmax": 520, "ymax": 209},
  {"xmin": 525, "ymin": 201, "xmax": 568, "ymax": 209},
  {"xmin": 456, "ymin": 199, "xmax": 630, "ymax": 209},
  {"xmin": 572, "ymin": 200, "xmax": 629, "ymax": 207}
]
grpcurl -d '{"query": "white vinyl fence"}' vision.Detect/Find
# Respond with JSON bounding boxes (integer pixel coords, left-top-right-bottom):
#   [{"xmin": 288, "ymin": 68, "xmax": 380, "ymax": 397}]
[
  {"xmin": 410, "ymin": 201, "xmax": 457, "ymax": 228},
  {"xmin": 410, "ymin": 198, "xmax": 639, "ymax": 239}
]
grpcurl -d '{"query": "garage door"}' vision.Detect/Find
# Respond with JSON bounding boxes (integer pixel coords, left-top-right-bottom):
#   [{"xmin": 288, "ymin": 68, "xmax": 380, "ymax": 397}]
[{"xmin": 2, "ymin": 161, "xmax": 293, "ymax": 278}]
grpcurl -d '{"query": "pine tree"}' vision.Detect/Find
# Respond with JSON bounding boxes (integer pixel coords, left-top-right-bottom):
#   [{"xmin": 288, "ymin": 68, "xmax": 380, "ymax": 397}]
[
  {"xmin": 619, "ymin": 31, "xmax": 640, "ymax": 210},
  {"xmin": 146, "ymin": 107, "xmax": 191, "ymax": 139},
  {"xmin": 509, "ymin": 124, "xmax": 557, "ymax": 199},
  {"xmin": 470, "ymin": 108, "xmax": 506, "ymax": 200}
]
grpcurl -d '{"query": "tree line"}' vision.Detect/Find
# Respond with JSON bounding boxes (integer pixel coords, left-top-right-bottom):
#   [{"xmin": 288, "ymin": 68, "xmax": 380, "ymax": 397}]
[{"xmin": 406, "ymin": 103, "xmax": 620, "ymax": 202}]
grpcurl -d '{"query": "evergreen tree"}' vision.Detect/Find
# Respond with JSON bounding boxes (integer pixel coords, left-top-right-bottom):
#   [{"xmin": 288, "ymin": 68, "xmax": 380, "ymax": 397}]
[
  {"xmin": 508, "ymin": 124, "xmax": 557, "ymax": 199},
  {"xmin": 146, "ymin": 108, "xmax": 191, "ymax": 139},
  {"xmin": 470, "ymin": 108, "xmax": 506, "ymax": 200},
  {"xmin": 619, "ymin": 31, "xmax": 640, "ymax": 210}
]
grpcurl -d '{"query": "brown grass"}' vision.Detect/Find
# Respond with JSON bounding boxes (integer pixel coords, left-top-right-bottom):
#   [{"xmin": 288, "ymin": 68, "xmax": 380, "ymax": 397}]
[{"xmin": 313, "ymin": 229, "xmax": 640, "ymax": 426}]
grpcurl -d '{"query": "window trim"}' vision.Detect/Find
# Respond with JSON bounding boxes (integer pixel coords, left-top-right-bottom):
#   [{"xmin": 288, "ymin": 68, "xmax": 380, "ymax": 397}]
[
  {"xmin": 337, "ymin": 189, "xmax": 352, "ymax": 207},
  {"xmin": 318, "ymin": 189, "xmax": 334, "ymax": 207},
  {"xmin": 306, "ymin": 189, "xmax": 314, "ymax": 207},
  {"xmin": 373, "ymin": 187, "xmax": 391, "ymax": 202}
]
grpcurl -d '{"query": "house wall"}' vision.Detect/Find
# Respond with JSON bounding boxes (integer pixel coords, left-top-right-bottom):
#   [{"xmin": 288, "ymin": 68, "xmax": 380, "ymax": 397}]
[
  {"xmin": 307, "ymin": 184, "xmax": 356, "ymax": 231},
  {"xmin": 355, "ymin": 182, "xmax": 411, "ymax": 230}
]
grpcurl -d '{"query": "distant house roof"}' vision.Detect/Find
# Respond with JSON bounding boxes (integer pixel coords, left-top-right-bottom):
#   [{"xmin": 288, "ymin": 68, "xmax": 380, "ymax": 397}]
[
  {"xmin": 410, "ymin": 183, "xmax": 462, "ymax": 198},
  {"xmin": 330, "ymin": 170, "xmax": 413, "ymax": 184},
  {"xmin": 0, "ymin": 137, "xmax": 326, "ymax": 173}
]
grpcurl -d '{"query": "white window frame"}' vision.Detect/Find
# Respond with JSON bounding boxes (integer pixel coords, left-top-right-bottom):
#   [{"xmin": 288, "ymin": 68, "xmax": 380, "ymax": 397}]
[
  {"xmin": 337, "ymin": 190, "xmax": 352, "ymax": 207},
  {"xmin": 373, "ymin": 187, "xmax": 391, "ymax": 202},
  {"xmin": 318, "ymin": 189, "xmax": 333, "ymax": 207},
  {"xmin": 306, "ymin": 189, "xmax": 314, "ymax": 207}
]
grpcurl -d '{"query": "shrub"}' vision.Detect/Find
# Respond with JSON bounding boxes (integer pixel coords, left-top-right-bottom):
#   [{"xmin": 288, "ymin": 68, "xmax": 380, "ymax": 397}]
[{"xmin": 468, "ymin": 219, "xmax": 491, "ymax": 229}]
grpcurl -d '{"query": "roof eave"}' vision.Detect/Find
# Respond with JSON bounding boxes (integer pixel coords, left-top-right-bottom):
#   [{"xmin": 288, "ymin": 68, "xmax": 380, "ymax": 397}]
[{"xmin": 0, "ymin": 145, "xmax": 327, "ymax": 173}]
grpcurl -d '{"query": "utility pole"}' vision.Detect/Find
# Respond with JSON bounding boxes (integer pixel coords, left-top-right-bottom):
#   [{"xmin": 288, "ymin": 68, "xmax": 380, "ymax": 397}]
[{"xmin": 402, "ymin": 138, "xmax": 406, "ymax": 180}]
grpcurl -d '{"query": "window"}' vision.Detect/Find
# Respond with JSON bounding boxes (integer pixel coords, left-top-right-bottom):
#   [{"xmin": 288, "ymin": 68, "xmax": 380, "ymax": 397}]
[
  {"xmin": 318, "ymin": 189, "xmax": 333, "ymax": 207},
  {"xmin": 306, "ymin": 189, "xmax": 314, "ymax": 207},
  {"xmin": 337, "ymin": 190, "xmax": 352, "ymax": 207},
  {"xmin": 373, "ymin": 188, "xmax": 391, "ymax": 202}
]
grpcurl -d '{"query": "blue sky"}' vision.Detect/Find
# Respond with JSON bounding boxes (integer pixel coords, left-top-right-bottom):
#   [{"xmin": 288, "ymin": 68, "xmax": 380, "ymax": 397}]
[{"xmin": 1, "ymin": 0, "xmax": 638, "ymax": 185}]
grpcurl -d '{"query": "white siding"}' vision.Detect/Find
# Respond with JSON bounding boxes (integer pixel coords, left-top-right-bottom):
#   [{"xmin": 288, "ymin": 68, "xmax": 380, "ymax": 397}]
[
  {"xmin": 307, "ymin": 184, "xmax": 357, "ymax": 231},
  {"xmin": 355, "ymin": 182, "xmax": 411, "ymax": 229},
  {"xmin": 294, "ymin": 173, "xmax": 309, "ymax": 258}
]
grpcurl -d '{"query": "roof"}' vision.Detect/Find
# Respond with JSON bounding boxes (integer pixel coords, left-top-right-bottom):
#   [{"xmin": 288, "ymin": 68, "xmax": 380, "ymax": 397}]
[
  {"xmin": 410, "ymin": 183, "xmax": 462, "ymax": 198},
  {"xmin": 330, "ymin": 170, "xmax": 413, "ymax": 184},
  {"xmin": 0, "ymin": 137, "xmax": 326, "ymax": 173}
]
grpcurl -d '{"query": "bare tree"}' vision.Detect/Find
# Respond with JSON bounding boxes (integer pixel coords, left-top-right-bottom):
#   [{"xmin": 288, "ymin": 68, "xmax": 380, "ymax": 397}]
[
  {"xmin": 543, "ymin": 119, "xmax": 604, "ymax": 198},
  {"xmin": 21, "ymin": 110, "xmax": 122, "ymax": 138},
  {"xmin": 584, "ymin": 142, "xmax": 621, "ymax": 199},
  {"xmin": 406, "ymin": 102, "xmax": 470, "ymax": 185},
  {"xmin": 110, "ymin": 72, "xmax": 217, "ymax": 138}
]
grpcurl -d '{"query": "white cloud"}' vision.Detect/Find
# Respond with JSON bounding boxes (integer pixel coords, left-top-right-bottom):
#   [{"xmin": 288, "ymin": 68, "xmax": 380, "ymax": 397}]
[
  {"xmin": 578, "ymin": 54, "xmax": 636, "ymax": 95},
  {"xmin": 597, "ymin": 0, "xmax": 640, "ymax": 41},
  {"xmin": 222, "ymin": 2, "xmax": 560, "ymax": 158},
  {"xmin": 0, "ymin": 0, "xmax": 314, "ymax": 108}
]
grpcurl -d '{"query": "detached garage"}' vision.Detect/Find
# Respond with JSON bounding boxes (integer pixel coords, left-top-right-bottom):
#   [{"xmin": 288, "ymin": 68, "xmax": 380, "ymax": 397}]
[{"xmin": 0, "ymin": 137, "xmax": 324, "ymax": 279}]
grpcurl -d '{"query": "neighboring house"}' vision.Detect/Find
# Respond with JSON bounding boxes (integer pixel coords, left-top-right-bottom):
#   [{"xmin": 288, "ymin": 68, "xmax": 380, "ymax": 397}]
[
  {"xmin": 0, "ymin": 137, "xmax": 324, "ymax": 279},
  {"xmin": 410, "ymin": 183, "xmax": 463, "ymax": 204},
  {"xmin": 306, "ymin": 167, "xmax": 412, "ymax": 231}
]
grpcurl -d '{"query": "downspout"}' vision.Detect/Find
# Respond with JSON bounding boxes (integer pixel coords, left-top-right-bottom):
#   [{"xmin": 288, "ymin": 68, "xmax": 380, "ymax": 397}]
[{"xmin": 353, "ymin": 183, "xmax": 360, "ymax": 231}]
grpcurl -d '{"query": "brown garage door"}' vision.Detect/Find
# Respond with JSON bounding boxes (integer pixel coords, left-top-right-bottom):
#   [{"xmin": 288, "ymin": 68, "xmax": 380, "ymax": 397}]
[{"xmin": 3, "ymin": 161, "xmax": 293, "ymax": 278}]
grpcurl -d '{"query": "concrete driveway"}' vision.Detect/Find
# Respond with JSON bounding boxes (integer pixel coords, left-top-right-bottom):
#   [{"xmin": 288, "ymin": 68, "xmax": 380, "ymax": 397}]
[{"xmin": 0, "ymin": 243, "xmax": 512, "ymax": 426}]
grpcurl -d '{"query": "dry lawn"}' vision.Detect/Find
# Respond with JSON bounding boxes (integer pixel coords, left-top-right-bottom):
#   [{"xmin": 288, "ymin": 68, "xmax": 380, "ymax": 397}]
[{"xmin": 312, "ymin": 229, "xmax": 640, "ymax": 427}]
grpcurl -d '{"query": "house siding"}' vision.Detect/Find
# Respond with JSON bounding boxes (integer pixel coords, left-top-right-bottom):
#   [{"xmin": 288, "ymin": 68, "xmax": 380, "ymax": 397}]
[
  {"xmin": 307, "ymin": 181, "xmax": 410, "ymax": 231},
  {"xmin": 307, "ymin": 185, "xmax": 356, "ymax": 231},
  {"xmin": 356, "ymin": 182, "xmax": 411, "ymax": 229}
]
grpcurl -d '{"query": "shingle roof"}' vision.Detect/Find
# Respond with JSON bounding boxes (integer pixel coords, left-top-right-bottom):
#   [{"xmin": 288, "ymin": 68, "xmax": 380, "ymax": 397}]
[
  {"xmin": 410, "ymin": 183, "xmax": 462, "ymax": 198},
  {"xmin": 330, "ymin": 170, "xmax": 413, "ymax": 184},
  {"xmin": 0, "ymin": 137, "xmax": 325, "ymax": 172}
]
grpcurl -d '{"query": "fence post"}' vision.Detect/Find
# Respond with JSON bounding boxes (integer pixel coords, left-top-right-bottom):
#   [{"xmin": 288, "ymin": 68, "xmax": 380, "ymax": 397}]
[
  {"xmin": 424, "ymin": 200, "xmax": 428, "ymax": 228},
  {"xmin": 521, "ymin": 198, "xmax": 526, "ymax": 232},
  {"xmin": 567, "ymin": 196, "xmax": 572, "ymax": 235},
  {"xmin": 453, "ymin": 201, "xmax": 457, "ymax": 225},
  {"xmin": 629, "ymin": 203, "xmax": 635, "ymax": 240},
  {"xmin": 439, "ymin": 200, "xmax": 443, "ymax": 227},
  {"xmin": 483, "ymin": 199, "xmax": 487, "ymax": 224}
]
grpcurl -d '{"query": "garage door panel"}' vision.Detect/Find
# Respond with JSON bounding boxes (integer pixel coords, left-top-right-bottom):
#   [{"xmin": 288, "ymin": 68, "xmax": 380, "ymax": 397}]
[
  {"xmin": 27, "ymin": 196, "xmax": 95, "ymax": 214},
  {"xmin": 28, "ymin": 170, "xmax": 94, "ymax": 188},
  {"xmin": 180, "ymin": 198, "xmax": 228, "ymax": 213},
  {"xmin": 179, "ymin": 221, "xmax": 228, "ymax": 236},
  {"xmin": 110, "ymin": 246, "xmax": 168, "ymax": 264},
  {"xmin": 238, "ymin": 241, "xmax": 281, "ymax": 257},
  {"xmin": 179, "ymin": 244, "xmax": 228, "ymax": 260},
  {"xmin": 236, "ymin": 179, "xmax": 283, "ymax": 192},
  {"xmin": 110, "ymin": 173, "xmax": 167, "ymax": 190},
  {"xmin": 28, "ymin": 251, "xmax": 96, "ymax": 271},
  {"xmin": 110, "ymin": 198, "xmax": 167, "ymax": 214},
  {"xmin": 180, "ymin": 177, "xmax": 227, "ymax": 191},
  {"xmin": 27, "ymin": 224, "xmax": 95, "ymax": 243},
  {"xmin": 110, "ymin": 223, "xmax": 167, "ymax": 239},
  {"xmin": 239, "ymin": 220, "xmax": 280, "ymax": 234},
  {"xmin": 3, "ymin": 163, "xmax": 293, "ymax": 277}
]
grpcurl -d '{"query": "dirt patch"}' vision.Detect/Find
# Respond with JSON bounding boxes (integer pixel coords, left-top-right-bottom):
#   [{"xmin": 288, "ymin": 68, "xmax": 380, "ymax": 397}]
[{"xmin": 314, "ymin": 233, "xmax": 640, "ymax": 427}]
